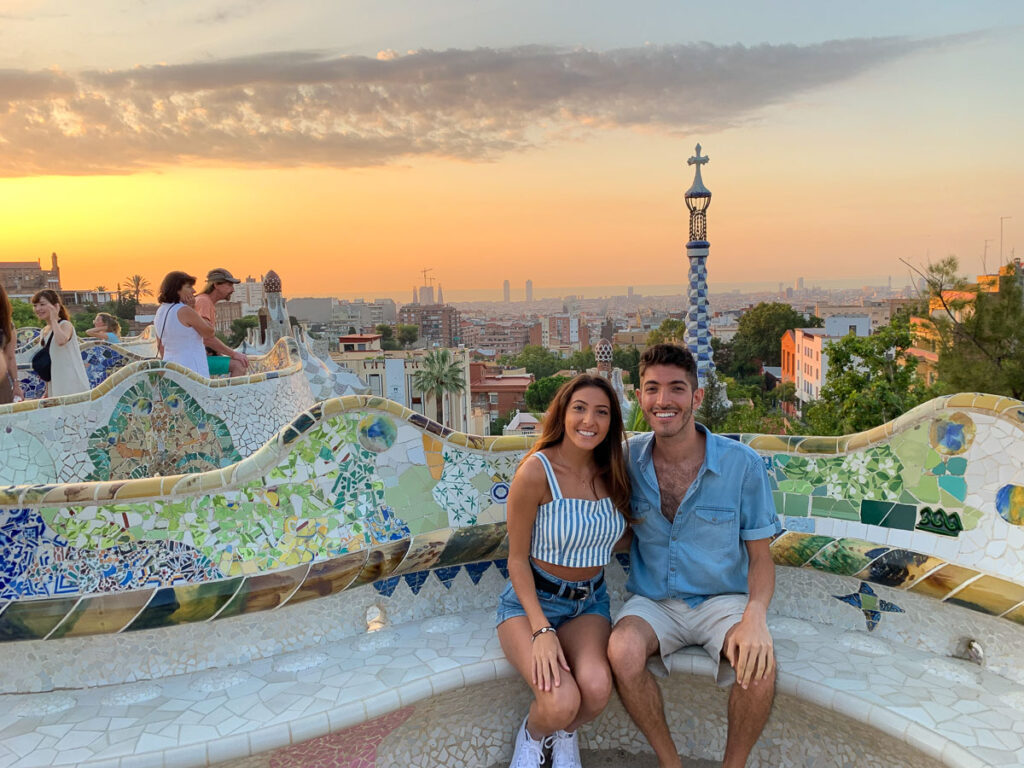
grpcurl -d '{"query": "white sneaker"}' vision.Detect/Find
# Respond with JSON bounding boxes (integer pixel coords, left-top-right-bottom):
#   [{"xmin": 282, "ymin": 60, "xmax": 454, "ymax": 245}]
[
  {"xmin": 550, "ymin": 729, "xmax": 582, "ymax": 768},
  {"xmin": 509, "ymin": 716, "xmax": 547, "ymax": 767}
]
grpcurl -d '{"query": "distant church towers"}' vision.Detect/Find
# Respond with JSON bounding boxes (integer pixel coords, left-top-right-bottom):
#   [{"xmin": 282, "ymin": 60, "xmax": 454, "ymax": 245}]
[{"xmin": 683, "ymin": 144, "xmax": 722, "ymax": 393}]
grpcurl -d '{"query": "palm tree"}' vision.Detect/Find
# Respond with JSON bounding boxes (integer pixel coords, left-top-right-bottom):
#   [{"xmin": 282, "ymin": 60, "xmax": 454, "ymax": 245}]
[
  {"xmin": 123, "ymin": 274, "xmax": 153, "ymax": 303},
  {"xmin": 412, "ymin": 349, "xmax": 466, "ymax": 427}
]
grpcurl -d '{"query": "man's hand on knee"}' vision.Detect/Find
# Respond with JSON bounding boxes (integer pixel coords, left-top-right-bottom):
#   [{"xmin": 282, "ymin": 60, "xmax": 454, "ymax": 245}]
[{"xmin": 723, "ymin": 613, "xmax": 774, "ymax": 690}]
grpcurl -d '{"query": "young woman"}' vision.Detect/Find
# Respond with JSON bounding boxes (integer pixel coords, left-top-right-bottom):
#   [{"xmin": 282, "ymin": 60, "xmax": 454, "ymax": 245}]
[
  {"xmin": 85, "ymin": 312, "xmax": 121, "ymax": 342},
  {"xmin": 31, "ymin": 289, "xmax": 90, "ymax": 398},
  {"xmin": 154, "ymin": 271, "xmax": 216, "ymax": 377},
  {"xmin": 497, "ymin": 374, "xmax": 632, "ymax": 768},
  {"xmin": 0, "ymin": 282, "xmax": 23, "ymax": 404}
]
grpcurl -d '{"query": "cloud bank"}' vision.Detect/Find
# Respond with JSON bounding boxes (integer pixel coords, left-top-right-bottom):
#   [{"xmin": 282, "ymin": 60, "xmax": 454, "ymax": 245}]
[{"xmin": 0, "ymin": 38, "xmax": 949, "ymax": 176}]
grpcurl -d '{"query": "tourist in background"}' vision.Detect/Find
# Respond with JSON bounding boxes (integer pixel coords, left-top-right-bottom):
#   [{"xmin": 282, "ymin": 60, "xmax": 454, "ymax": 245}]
[
  {"xmin": 497, "ymin": 374, "xmax": 632, "ymax": 768},
  {"xmin": 31, "ymin": 289, "xmax": 90, "ymax": 398},
  {"xmin": 194, "ymin": 267, "xmax": 249, "ymax": 376},
  {"xmin": 154, "ymin": 271, "xmax": 216, "ymax": 378},
  {"xmin": 86, "ymin": 312, "xmax": 121, "ymax": 342},
  {"xmin": 0, "ymin": 282, "xmax": 23, "ymax": 404}
]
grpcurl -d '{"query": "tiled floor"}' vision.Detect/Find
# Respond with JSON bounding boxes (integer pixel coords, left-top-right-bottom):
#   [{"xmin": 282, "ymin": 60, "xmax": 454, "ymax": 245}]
[{"xmin": 0, "ymin": 607, "xmax": 1020, "ymax": 768}]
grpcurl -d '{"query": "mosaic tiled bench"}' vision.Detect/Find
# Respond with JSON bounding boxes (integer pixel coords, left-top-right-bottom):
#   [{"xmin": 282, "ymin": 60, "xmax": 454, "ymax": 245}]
[
  {"xmin": 0, "ymin": 338, "xmax": 314, "ymax": 485},
  {"xmin": 1, "ymin": 393, "xmax": 1023, "ymax": 766},
  {"xmin": 0, "ymin": 563, "xmax": 1020, "ymax": 768}
]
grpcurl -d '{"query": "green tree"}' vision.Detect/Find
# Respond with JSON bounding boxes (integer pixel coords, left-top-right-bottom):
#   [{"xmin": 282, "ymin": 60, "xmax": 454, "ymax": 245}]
[
  {"xmin": 512, "ymin": 345, "xmax": 564, "ymax": 380},
  {"xmin": 695, "ymin": 371, "xmax": 730, "ymax": 432},
  {"xmin": 910, "ymin": 256, "xmax": 1024, "ymax": 400},
  {"xmin": 719, "ymin": 400, "xmax": 787, "ymax": 435},
  {"xmin": 567, "ymin": 349, "xmax": 596, "ymax": 372},
  {"xmin": 73, "ymin": 311, "xmax": 97, "ymax": 335},
  {"xmin": 11, "ymin": 299, "xmax": 41, "ymax": 328},
  {"xmin": 805, "ymin": 319, "xmax": 933, "ymax": 435},
  {"xmin": 612, "ymin": 345, "xmax": 640, "ymax": 387},
  {"xmin": 396, "ymin": 323, "xmax": 419, "ymax": 348},
  {"xmin": 226, "ymin": 316, "xmax": 259, "ymax": 347},
  {"xmin": 114, "ymin": 296, "xmax": 138, "ymax": 320},
  {"xmin": 732, "ymin": 302, "xmax": 820, "ymax": 370},
  {"xmin": 625, "ymin": 398, "xmax": 650, "ymax": 432},
  {"xmin": 936, "ymin": 268, "xmax": 1024, "ymax": 399},
  {"xmin": 123, "ymin": 274, "xmax": 152, "ymax": 303},
  {"xmin": 376, "ymin": 323, "xmax": 400, "ymax": 351},
  {"xmin": 489, "ymin": 411, "xmax": 514, "ymax": 436},
  {"xmin": 412, "ymin": 348, "xmax": 466, "ymax": 426},
  {"xmin": 647, "ymin": 318, "xmax": 687, "ymax": 346},
  {"xmin": 524, "ymin": 375, "xmax": 570, "ymax": 411}
]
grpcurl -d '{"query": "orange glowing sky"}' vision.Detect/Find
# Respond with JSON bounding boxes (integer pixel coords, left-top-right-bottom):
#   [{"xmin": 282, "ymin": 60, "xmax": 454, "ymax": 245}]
[{"xmin": 0, "ymin": 3, "xmax": 1021, "ymax": 301}]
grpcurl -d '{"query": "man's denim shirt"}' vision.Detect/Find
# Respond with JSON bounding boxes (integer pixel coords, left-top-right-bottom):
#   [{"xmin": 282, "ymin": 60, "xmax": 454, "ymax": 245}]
[{"xmin": 625, "ymin": 424, "xmax": 781, "ymax": 607}]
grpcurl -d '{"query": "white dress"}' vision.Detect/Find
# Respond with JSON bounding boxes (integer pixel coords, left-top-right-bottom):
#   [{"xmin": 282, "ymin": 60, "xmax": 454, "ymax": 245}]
[
  {"xmin": 155, "ymin": 303, "xmax": 209, "ymax": 377},
  {"xmin": 46, "ymin": 320, "xmax": 91, "ymax": 397}
]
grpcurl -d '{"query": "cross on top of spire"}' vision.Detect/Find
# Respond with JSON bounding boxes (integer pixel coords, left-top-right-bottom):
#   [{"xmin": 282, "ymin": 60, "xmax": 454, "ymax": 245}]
[
  {"xmin": 685, "ymin": 142, "xmax": 711, "ymax": 200},
  {"xmin": 688, "ymin": 143, "xmax": 708, "ymax": 168}
]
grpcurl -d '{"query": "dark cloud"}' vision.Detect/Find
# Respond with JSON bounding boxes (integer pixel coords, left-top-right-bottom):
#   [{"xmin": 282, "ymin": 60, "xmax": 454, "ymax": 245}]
[{"xmin": 0, "ymin": 37, "xmax": 957, "ymax": 176}]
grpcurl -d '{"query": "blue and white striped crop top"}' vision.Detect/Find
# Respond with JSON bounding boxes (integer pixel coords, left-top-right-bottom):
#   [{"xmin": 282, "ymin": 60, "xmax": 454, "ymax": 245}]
[{"xmin": 529, "ymin": 452, "xmax": 627, "ymax": 568}]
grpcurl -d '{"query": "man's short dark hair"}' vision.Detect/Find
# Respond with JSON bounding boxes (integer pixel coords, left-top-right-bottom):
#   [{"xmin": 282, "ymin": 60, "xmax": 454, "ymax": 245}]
[{"xmin": 639, "ymin": 343, "xmax": 699, "ymax": 389}]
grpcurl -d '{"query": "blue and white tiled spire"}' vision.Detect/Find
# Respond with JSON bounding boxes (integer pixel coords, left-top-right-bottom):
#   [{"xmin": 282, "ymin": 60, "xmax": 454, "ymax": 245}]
[{"xmin": 683, "ymin": 144, "xmax": 723, "ymax": 396}]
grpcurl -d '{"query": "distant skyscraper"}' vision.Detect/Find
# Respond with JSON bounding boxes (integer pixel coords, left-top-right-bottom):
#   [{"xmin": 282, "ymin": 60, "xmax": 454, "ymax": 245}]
[
  {"xmin": 795, "ymin": 277, "xmax": 805, "ymax": 291},
  {"xmin": 420, "ymin": 285, "xmax": 435, "ymax": 305},
  {"xmin": 683, "ymin": 143, "xmax": 723, "ymax": 398},
  {"xmin": 525, "ymin": 279, "xmax": 533, "ymax": 302},
  {"xmin": 437, "ymin": 283, "xmax": 444, "ymax": 304},
  {"xmin": 503, "ymin": 279, "xmax": 510, "ymax": 303},
  {"xmin": 627, "ymin": 286, "xmax": 634, "ymax": 300},
  {"xmin": 412, "ymin": 286, "xmax": 418, "ymax": 303}
]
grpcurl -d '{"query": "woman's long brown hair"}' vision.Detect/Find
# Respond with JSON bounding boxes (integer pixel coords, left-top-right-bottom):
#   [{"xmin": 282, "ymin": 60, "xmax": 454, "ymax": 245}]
[
  {"xmin": 0, "ymin": 282, "xmax": 13, "ymax": 347},
  {"xmin": 519, "ymin": 374, "xmax": 632, "ymax": 519}
]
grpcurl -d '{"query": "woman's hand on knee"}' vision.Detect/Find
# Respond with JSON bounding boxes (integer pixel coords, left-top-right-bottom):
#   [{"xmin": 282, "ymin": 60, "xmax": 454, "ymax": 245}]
[{"xmin": 532, "ymin": 632, "xmax": 570, "ymax": 691}]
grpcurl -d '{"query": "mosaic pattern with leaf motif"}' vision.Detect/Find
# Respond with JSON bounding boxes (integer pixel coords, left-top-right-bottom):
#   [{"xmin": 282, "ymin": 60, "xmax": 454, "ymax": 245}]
[
  {"xmin": 1, "ymin": 338, "xmax": 312, "ymax": 485},
  {"xmin": 0, "ymin": 392, "xmax": 1023, "ymax": 642},
  {"xmin": 87, "ymin": 374, "xmax": 241, "ymax": 480}
]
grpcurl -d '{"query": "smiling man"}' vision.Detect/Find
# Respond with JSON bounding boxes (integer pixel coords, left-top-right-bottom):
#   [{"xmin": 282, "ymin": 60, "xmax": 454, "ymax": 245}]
[{"xmin": 607, "ymin": 343, "xmax": 781, "ymax": 768}]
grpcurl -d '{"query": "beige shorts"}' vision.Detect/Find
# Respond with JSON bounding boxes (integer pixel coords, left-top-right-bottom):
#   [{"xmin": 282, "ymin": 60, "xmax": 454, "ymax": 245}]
[{"xmin": 615, "ymin": 593, "xmax": 749, "ymax": 684}]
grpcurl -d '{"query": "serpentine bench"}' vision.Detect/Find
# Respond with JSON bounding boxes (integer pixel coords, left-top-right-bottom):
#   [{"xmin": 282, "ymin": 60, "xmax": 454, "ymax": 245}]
[{"xmin": 0, "ymin": 393, "xmax": 1022, "ymax": 767}]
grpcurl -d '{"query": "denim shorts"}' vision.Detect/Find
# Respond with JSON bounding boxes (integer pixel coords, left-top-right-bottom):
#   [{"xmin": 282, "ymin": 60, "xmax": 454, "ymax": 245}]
[{"xmin": 495, "ymin": 567, "xmax": 611, "ymax": 628}]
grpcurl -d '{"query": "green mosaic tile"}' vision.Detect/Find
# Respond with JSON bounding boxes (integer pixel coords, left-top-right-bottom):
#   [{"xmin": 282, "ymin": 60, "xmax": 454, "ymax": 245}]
[
  {"xmin": 772, "ymin": 491, "xmax": 785, "ymax": 517},
  {"xmin": 777, "ymin": 479, "xmax": 814, "ymax": 494},
  {"xmin": 810, "ymin": 496, "xmax": 837, "ymax": 515},
  {"xmin": 946, "ymin": 457, "xmax": 967, "ymax": 476},
  {"xmin": 783, "ymin": 493, "xmax": 809, "ymax": 517},
  {"xmin": 0, "ymin": 597, "xmax": 79, "ymax": 641},
  {"xmin": 826, "ymin": 499, "xmax": 861, "ymax": 520},
  {"xmin": 882, "ymin": 503, "xmax": 918, "ymax": 531},
  {"xmin": 860, "ymin": 500, "xmax": 892, "ymax": 527},
  {"xmin": 810, "ymin": 538, "xmax": 888, "ymax": 577},
  {"xmin": 770, "ymin": 533, "xmax": 834, "ymax": 567},
  {"xmin": 938, "ymin": 475, "xmax": 967, "ymax": 501}
]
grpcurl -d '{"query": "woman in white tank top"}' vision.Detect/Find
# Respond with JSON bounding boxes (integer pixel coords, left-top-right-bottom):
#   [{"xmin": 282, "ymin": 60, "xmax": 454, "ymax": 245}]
[
  {"xmin": 154, "ymin": 271, "xmax": 216, "ymax": 378},
  {"xmin": 497, "ymin": 374, "xmax": 633, "ymax": 768}
]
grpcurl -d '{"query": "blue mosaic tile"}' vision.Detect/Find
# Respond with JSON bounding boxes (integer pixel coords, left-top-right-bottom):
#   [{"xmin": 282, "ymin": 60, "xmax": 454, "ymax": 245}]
[
  {"xmin": 372, "ymin": 576, "xmax": 401, "ymax": 597},
  {"xmin": 433, "ymin": 566, "xmax": 461, "ymax": 590},
  {"xmin": 784, "ymin": 516, "xmax": 815, "ymax": 533},
  {"xmin": 403, "ymin": 571, "xmax": 430, "ymax": 595},
  {"xmin": 463, "ymin": 561, "xmax": 491, "ymax": 585},
  {"xmin": 494, "ymin": 558, "xmax": 509, "ymax": 580}
]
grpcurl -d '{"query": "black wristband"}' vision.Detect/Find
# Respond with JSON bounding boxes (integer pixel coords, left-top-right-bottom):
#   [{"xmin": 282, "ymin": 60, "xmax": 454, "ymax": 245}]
[{"xmin": 531, "ymin": 626, "xmax": 556, "ymax": 641}]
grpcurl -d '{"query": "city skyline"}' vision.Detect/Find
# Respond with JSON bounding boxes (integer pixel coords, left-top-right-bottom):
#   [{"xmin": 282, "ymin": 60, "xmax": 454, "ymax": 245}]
[{"xmin": 0, "ymin": 2, "xmax": 1021, "ymax": 298}]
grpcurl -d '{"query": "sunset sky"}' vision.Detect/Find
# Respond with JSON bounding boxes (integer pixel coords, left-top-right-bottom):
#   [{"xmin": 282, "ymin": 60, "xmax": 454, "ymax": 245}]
[{"xmin": 1, "ymin": 2, "xmax": 1022, "ymax": 301}]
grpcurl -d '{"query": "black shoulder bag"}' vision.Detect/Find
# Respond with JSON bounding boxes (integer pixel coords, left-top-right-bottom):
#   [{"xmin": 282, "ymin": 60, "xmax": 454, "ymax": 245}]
[{"xmin": 31, "ymin": 331, "xmax": 54, "ymax": 382}]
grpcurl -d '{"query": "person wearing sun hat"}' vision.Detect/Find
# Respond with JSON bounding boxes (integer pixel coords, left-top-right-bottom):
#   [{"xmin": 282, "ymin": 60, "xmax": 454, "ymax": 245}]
[{"xmin": 194, "ymin": 267, "xmax": 250, "ymax": 377}]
